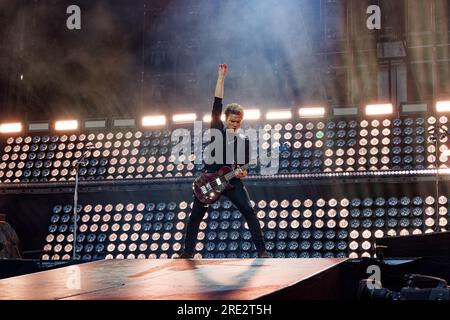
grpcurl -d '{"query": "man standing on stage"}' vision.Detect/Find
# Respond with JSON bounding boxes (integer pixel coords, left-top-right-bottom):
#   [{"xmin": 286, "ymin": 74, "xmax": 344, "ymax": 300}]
[{"xmin": 180, "ymin": 64, "xmax": 269, "ymax": 259}]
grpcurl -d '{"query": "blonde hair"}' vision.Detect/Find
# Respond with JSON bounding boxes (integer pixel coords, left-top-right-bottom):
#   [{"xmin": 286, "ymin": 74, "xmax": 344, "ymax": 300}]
[{"xmin": 224, "ymin": 103, "xmax": 244, "ymax": 118}]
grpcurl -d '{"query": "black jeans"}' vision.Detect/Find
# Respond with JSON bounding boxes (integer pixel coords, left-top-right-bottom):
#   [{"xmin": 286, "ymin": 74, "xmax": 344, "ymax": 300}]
[{"xmin": 183, "ymin": 179, "xmax": 266, "ymax": 255}]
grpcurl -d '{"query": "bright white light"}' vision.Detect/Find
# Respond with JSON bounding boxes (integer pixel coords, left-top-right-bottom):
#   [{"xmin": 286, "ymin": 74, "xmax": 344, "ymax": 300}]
[
  {"xmin": 55, "ymin": 120, "xmax": 78, "ymax": 131},
  {"xmin": 266, "ymin": 110, "xmax": 292, "ymax": 120},
  {"xmin": 244, "ymin": 109, "xmax": 261, "ymax": 120},
  {"xmin": 0, "ymin": 122, "xmax": 22, "ymax": 134},
  {"xmin": 366, "ymin": 103, "xmax": 393, "ymax": 116},
  {"xmin": 142, "ymin": 115, "xmax": 166, "ymax": 127},
  {"xmin": 203, "ymin": 114, "xmax": 226, "ymax": 122},
  {"xmin": 299, "ymin": 107, "xmax": 325, "ymax": 118},
  {"xmin": 173, "ymin": 113, "xmax": 197, "ymax": 123},
  {"xmin": 436, "ymin": 101, "xmax": 450, "ymax": 113}
]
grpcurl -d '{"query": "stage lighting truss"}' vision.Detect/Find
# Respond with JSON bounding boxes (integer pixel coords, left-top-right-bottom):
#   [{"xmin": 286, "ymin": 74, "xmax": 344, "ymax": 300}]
[
  {"xmin": 41, "ymin": 195, "xmax": 449, "ymax": 261},
  {"xmin": 0, "ymin": 115, "xmax": 447, "ymax": 183}
]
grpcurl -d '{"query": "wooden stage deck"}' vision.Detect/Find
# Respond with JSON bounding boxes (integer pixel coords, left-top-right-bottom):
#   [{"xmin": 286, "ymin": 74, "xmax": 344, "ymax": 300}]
[{"xmin": 0, "ymin": 258, "xmax": 347, "ymax": 300}]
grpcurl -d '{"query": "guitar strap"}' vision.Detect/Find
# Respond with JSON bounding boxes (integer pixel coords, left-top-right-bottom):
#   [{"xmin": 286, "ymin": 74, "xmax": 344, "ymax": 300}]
[{"xmin": 233, "ymin": 135, "xmax": 238, "ymax": 169}]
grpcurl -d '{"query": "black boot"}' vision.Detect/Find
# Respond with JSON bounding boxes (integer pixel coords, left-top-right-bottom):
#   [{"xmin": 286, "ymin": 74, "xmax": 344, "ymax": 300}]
[{"xmin": 257, "ymin": 250, "xmax": 270, "ymax": 258}]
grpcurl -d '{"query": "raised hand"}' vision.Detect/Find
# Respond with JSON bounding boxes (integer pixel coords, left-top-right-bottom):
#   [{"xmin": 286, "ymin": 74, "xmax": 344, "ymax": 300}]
[
  {"xmin": 218, "ymin": 63, "xmax": 227, "ymax": 78},
  {"xmin": 215, "ymin": 64, "xmax": 227, "ymax": 99}
]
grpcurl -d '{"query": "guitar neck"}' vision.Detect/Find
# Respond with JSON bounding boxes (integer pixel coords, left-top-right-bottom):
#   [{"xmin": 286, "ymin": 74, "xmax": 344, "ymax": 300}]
[
  {"xmin": 224, "ymin": 163, "xmax": 251, "ymax": 181},
  {"xmin": 223, "ymin": 148, "xmax": 278, "ymax": 181}
]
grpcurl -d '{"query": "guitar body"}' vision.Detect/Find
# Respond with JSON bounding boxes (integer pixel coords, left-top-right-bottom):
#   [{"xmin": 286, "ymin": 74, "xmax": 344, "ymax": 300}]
[
  {"xmin": 193, "ymin": 166, "xmax": 235, "ymax": 205},
  {"xmin": 193, "ymin": 143, "xmax": 288, "ymax": 205}
]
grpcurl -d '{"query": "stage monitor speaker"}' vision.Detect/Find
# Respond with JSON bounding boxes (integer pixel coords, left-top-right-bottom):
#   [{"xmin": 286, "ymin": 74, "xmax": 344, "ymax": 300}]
[{"xmin": 376, "ymin": 232, "xmax": 450, "ymax": 258}]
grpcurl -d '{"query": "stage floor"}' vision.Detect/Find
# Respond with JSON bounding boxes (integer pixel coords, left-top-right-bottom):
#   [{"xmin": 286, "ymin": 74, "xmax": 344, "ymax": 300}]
[{"xmin": 0, "ymin": 258, "xmax": 347, "ymax": 300}]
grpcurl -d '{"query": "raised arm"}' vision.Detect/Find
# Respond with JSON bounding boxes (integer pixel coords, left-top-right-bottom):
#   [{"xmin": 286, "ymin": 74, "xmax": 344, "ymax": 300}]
[
  {"xmin": 211, "ymin": 64, "xmax": 227, "ymax": 129},
  {"xmin": 215, "ymin": 64, "xmax": 227, "ymax": 98}
]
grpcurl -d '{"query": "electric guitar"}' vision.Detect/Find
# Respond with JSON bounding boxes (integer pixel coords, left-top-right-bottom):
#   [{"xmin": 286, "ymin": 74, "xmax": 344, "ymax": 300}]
[{"xmin": 192, "ymin": 143, "xmax": 288, "ymax": 205}]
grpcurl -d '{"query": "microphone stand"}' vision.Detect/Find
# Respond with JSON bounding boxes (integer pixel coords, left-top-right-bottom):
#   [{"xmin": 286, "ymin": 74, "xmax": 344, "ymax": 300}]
[{"xmin": 72, "ymin": 144, "xmax": 93, "ymax": 261}]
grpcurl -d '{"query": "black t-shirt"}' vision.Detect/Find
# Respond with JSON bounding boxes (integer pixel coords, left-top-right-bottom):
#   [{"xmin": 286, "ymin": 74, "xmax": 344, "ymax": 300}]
[{"xmin": 203, "ymin": 97, "xmax": 251, "ymax": 172}]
